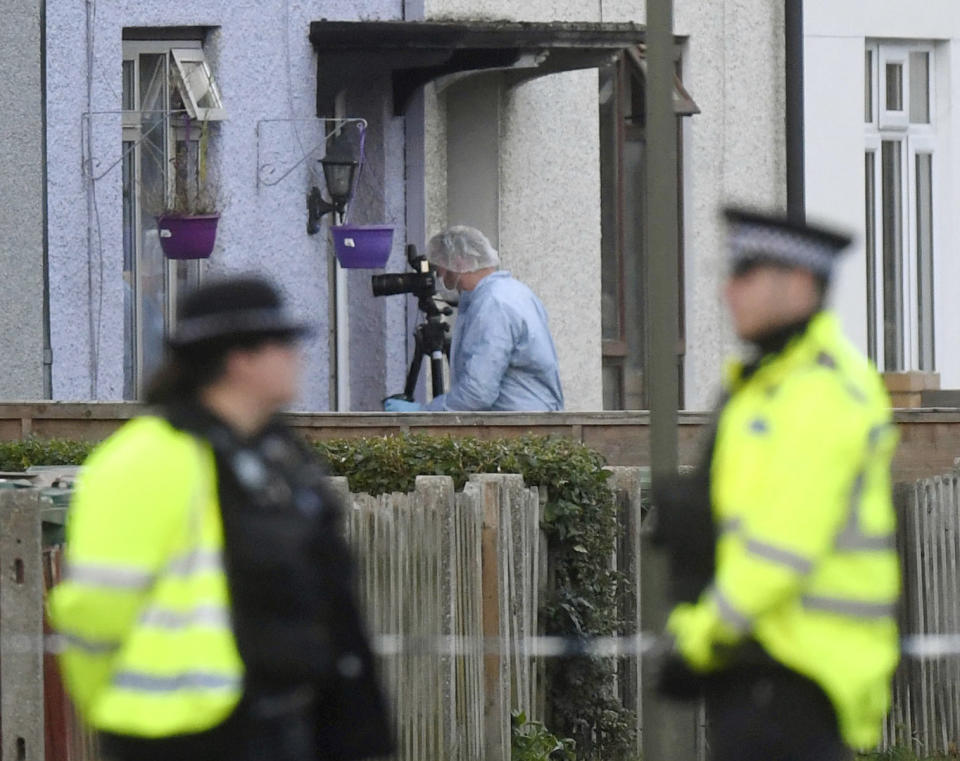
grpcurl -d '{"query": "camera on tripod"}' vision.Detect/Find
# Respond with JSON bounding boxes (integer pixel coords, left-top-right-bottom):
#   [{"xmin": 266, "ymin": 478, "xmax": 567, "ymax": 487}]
[
  {"xmin": 371, "ymin": 245, "xmax": 436, "ymax": 300},
  {"xmin": 372, "ymin": 244, "xmax": 452, "ymax": 401}
]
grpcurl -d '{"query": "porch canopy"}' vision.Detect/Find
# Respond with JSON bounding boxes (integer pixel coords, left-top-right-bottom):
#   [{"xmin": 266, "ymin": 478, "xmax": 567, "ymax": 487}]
[{"xmin": 308, "ymin": 20, "xmax": 646, "ymax": 116}]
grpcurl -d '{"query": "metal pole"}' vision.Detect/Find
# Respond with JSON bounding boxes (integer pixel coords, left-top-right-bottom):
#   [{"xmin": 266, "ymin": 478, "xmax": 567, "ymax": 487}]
[
  {"xmin": 645, "ymin": 0, "xmax": 679, "ymax": 513},
  {"xmin": 644, "ymin": 1, "xmax": 696, "ymax": 760},
  {"xmin": 41, "ymin": 0, "xmax": 53, "ymax": 398},
  {"xmin": 785, "ymin": 0, "xmax": 805, "ymax": 222}
]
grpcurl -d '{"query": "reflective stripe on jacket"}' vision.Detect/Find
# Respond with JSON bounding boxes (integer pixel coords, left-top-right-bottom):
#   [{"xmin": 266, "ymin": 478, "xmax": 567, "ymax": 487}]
[
  {"xmin": 48, "ymin": 416, "xmax": 244, "ymax": 737},
  {"xmin": 668, "ymin": 311, "xmax": 900, "ymax": 749}
]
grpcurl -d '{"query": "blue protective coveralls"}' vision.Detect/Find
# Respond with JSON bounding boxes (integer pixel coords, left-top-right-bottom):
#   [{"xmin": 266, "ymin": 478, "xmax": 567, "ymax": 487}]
[{"xmin": 425, "ymin": 271, "xmax": 564, "ymax": 411}]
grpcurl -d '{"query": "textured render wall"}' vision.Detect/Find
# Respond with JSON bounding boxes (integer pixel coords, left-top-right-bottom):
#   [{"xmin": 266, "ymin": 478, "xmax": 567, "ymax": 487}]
[
  {"xmin": 427, "ymin": 0, "xmax": 599, "ymax": 22},
  {"xmin": 423, "ymin": 0, "xmax": 605, "ymax": 410},
  {"xmin": 584, "ymin": 1, "xmax": 787, "ymax": 409},
  {"xmin": 677, "ymin": 0, "xmax": 787, "ymax": 410},
  {"xmin": 424, "ymin": 85, "xmax": 447, "ymax": 239},
  {"xmin": 45, "ymin": 0, "xmax": 406, "ymax": 408},
  {"xmin": 1, "ymin": 0, "xmax": 45, "ymax": 399},
  {"xmin": 499, "ymin": 71, "xmax": 603, "ymax": 412},
  {"xmin": 343, "ymin": 73, "xmax": 409, "ymax": 409},
  {"xmin": 420, "ymin": 0, "xmax": 787, "ymax": 411}
]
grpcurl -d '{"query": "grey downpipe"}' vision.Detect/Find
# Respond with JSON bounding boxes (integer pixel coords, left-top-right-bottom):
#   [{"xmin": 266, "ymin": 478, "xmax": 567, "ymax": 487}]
[
  {"xmin": 41, "ymin": 0, "xmax": 52, "ymax": 398},
  {"xmin": 785, "ymin": 0, "xmax": 805, "ymax": 222}
]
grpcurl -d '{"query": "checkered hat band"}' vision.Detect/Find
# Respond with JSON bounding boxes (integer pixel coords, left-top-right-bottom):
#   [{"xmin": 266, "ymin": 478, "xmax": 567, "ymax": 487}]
[
  {"xmin": 729, "ymin": 226, "xmax": 836, "ymax": 275},
  {"xmin": 172, "ymin": 307, "xmax": 306, "ymax": 344}
]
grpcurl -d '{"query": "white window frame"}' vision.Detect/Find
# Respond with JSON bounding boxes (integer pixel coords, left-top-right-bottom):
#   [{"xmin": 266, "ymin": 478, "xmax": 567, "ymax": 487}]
[
  {"xmin": 908, "ymin": 133, "xmax": 937, "ymax": 370},
  {"xmin": 877, "ymin": 45, "xmax": 909, "ymax": 130},
  {"xmin": 864, "ymin": 135, "xmax": 882, "ymax": 364},
  {"xmin": 865, "ymin": 40, "xmax": 938, "ymax": 373},
  {"xmin": 171, "ymin": 48, "xmax": 227, "ymax": 121},
  {"xmin": 122, "ymin": 39, "xmax": 222, "ymax": 397}
]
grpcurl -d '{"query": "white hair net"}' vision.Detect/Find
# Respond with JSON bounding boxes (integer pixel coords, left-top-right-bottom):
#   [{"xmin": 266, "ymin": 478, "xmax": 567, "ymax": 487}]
[{"xmin": 426, "ymin": 226, "xmax": 500, "ymax": 273}]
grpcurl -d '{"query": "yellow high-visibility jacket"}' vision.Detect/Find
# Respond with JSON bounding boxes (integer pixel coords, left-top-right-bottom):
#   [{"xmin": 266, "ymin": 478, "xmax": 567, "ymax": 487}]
[
  {"xmin": 668, "ymin": 311, "xmax": 900, "ymax": 749},
  {"xmin": 48, "ymin": 416, "xmax": 244, "ymax": 737}
]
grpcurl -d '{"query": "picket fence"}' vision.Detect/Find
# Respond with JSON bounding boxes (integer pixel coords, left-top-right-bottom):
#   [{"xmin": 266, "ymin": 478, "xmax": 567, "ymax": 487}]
[
  {"xmin": 14, "ymin": 465, "xmax": 960, "ymax": 760},
  {"xmin": 884, "ymin": 473, "xmax": 960, "ymax": 756},
  {"xmin": 0, "ymin": 469, "xmax": 646, "ymax": 761},
  {"xmin": 334, "ymin": 474, "xmax": 546, "ymax": 761}
]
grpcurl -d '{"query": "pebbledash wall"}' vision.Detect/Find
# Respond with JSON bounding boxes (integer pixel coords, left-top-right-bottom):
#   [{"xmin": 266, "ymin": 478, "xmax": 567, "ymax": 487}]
[
  {"xmin": 44, "ymin": 0, "xmax": 785, "ymax": 411},
  {"xmin": 1, "ymin": 0, "xmax": 45, "ymax": 399},
  {"xmin": 419, "ymin": 0, "xmax": 786, "ymax": 412},
  {"xmin": 46, "ymin": 0, "xmax": 409, "ymax": 411}
]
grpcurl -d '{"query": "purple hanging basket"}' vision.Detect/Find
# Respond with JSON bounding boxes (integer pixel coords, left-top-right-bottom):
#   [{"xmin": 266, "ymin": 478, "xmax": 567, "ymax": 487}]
[
  {"xmin": 331, "ymin": 225, "xmax": 394, "ymax": 269},
  {"xmin": 157, "ymin": 214, "xmax": 220, "ymax": 260}
]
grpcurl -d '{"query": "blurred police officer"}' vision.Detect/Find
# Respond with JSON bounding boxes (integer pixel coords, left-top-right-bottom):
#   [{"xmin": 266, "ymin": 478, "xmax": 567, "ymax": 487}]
[
  {"xmin": 383, "ymin": 225, "xmax": 564, "ymax": 412},
  {"xmin": 50, "ymin": 276, "xmax": 392, "ymax": 761},
  {"xmin": 656, "ymin": 209, "xmax": 900, "ymax": 761}
]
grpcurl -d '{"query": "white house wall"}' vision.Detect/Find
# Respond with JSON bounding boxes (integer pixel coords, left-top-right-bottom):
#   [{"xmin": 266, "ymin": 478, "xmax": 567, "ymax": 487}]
[{"xmin": 806, "ymin": 0, "xmax": 960, "ymax": 388}]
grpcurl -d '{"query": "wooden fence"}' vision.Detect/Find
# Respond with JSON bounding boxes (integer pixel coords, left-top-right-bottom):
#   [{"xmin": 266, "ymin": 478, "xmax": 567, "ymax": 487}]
[
  {"xmin": 885, "ymin": 473, "xmax": 960, "ymax": 756},
  {"xmin": 335, "ymin": 474, "xmax": 546, "ymax": 761},
  {"xmin": 0, "ymin": 470, "xmax": 645, "ymax": 761},
  {"xmin": 11, "ymin": 466, "xmax": 960, "ymax": 759}
]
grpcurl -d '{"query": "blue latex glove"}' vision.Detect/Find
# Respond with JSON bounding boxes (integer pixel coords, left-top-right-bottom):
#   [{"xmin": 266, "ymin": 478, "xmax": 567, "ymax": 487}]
[{"xmin": 383, "ymin": 398, "xmax": 423, "ymax": 412}]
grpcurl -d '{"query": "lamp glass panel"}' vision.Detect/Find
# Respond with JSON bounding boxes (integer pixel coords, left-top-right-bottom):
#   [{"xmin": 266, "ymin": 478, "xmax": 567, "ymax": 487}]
[{"xmin": 323, "ymin": 161, "xmax": 357, "ymax": 200}]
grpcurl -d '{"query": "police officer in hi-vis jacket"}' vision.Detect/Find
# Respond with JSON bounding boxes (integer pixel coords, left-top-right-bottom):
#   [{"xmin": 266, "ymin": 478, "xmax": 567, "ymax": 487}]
[
  {"xmin": 655, "ymin": 209, "xmax": 900, "ymax": 761},
  {"xmin": 50, "ymin": 276, "xmax": 392, "ymax": 761}
]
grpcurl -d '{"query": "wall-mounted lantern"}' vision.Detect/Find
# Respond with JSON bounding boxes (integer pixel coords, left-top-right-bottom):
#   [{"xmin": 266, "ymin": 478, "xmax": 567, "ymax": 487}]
[{"xmin": 306, "ymin": 156, "xmax": 359, "ymax": 235}]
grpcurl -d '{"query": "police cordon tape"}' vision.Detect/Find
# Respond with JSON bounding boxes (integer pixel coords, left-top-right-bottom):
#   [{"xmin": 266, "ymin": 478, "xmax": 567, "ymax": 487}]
[{"xmin": 31, "ymin": 633, "xmax": 960, "ymax": 660}]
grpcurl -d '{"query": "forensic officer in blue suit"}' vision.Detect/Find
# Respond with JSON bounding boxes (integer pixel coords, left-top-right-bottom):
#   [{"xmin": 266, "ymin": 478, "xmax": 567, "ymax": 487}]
[{"xmin": 384, "ymin": 226, "xmax": 564, "ymax": 412}]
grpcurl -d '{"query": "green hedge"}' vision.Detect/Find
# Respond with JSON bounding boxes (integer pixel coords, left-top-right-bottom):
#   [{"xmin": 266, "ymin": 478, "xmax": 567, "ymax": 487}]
[
  {"xmin": 0, "ymin": 432, "xmax": 633, "ymax": 760},
  {"xmin": 323, "ymin": 433, "xmax": 634, "ymax": 759},
  {"xmin": 0, "ymin": 438, "xmax": 94, "ymax": 472}
]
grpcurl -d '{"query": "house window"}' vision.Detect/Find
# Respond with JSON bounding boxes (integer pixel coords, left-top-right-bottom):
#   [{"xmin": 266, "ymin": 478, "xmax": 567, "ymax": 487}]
[
  {"xmin": 599, "ymin": 49, "xmax": 692, "ymax": 410},
  {"xmin": 121, "ymin": 37, "xmax": 225, "ymax": 398},
  {"xmin": 865, "ymin": 41, "xmax": 935, "ymax": 372}
]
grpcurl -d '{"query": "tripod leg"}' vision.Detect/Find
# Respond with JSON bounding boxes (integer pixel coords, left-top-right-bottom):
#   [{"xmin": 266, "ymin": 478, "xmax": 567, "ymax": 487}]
[
  {"xmin": 403, "ymin": 330, "xmax": 426, "ymax": 400},
  {"xmin": 429, "ymin": 352, "xmax": 445, "ymax": 399}
]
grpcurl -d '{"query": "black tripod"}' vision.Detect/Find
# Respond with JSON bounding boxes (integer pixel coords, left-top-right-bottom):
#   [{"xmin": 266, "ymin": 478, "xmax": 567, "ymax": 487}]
[{"xmin": 401, "ymin": 293, "xmax": 452, "ymax": 400}]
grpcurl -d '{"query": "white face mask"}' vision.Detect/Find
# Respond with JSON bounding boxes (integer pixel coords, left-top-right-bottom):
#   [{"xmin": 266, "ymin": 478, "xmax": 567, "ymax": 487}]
[
  {"xmin": 434, "ymin": 267, "xmax": 463, "ymax": 302},
  {"xmin": 436, "ymin": 284, "xmax": 460, "ymax": 305}
]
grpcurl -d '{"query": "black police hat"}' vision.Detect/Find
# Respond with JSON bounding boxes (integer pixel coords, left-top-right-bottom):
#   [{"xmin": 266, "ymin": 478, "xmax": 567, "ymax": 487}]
[
  {"xmin": 168, "ymin": 275, "xmax": 312, "ymax": 347},
  {"xmin": 724, "ymin": 207, "xmax": 852, "ymax": 279}
]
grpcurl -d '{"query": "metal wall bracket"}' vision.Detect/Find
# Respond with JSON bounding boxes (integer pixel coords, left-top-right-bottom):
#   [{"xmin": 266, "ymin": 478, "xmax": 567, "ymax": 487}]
[{"xmin": 255, "ymin": 117, "xmax": 367, "ymax": 189}]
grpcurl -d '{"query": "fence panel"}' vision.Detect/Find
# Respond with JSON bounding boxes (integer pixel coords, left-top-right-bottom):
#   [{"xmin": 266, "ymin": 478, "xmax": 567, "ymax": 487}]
[
  {"xmin": 0, "ymin": 490, "xmax": 45, "ymax": 761},
  {"xmin": 13, "ymin": 470, "xmax": 647, "ymax": 761},
  {"xmin": 340, "ymin": 474, "xmax": 545, "ymax": 761},
  {"xmin": 886, "ymin": 470, "xmax": 960, "ymax": 756}
]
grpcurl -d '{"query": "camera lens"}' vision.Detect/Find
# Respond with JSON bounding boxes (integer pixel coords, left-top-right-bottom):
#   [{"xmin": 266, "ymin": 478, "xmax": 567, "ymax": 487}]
[{"xmin": 371, "ymin": 273, "xmax": 418, "ymax": 297}]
